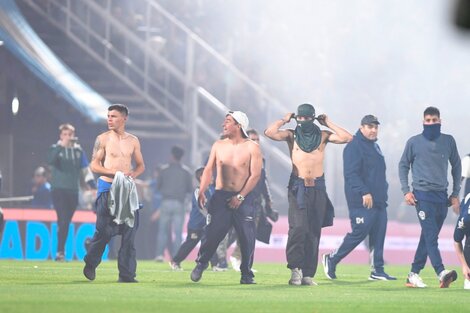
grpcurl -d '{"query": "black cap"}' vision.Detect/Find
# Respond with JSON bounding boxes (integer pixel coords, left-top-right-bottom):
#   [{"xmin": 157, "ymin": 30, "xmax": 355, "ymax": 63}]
[{"xmin": 361, "ymin": 115, "xmax": 380, "ymax": 125}]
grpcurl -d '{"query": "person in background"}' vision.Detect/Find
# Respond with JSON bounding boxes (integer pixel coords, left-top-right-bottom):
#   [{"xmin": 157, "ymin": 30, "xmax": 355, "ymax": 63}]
[
  {"xmin": 154, "ymin": 146, "xmax": 193, "ymax": 262},
  {"xmin": 265, "ymin": 103, "xmax": 352, "ymax": 286},
  {"xmin": 399, "ymin": 106, "xmax": 461, "ymax": 288},
  {"xmin": 462, "ymin": 154, "xmax": 470, "ymax": 197},
  {"xmin": 453, "ymin": 192, "xmax": 470, "ymax": 289},
  {"xmin": 322, "ymin": 115, "xmax": 396, "ymax": 281},
  {"xmin": 48, "ymin": 123, "xmax": 94, "ymax": 261},
  {"xmin": 169, "ymin": 167, "xmax": 215, "ymax": 270},
  {"xmin": 31, "ymin": 166, "xmax": 52, "ymax": 209}
]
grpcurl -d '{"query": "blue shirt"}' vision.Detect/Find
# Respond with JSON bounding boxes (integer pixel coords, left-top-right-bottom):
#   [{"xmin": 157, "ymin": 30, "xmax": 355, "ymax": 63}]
[
  {"xmin": 454, "ymin": 194, "xmax": 470, "ymax": 243},
  {"xmin": 187, "ymin": 185, "xmax": 215, "ymax": 230}
]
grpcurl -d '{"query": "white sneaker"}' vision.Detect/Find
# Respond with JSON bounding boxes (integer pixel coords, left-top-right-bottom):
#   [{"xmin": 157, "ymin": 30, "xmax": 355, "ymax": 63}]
[
  {"xmin": 439, "ymin": 269, "xmax": 457, "ymax": 288},
  {"xmin": 230, "ymin": 256, "xmax": 241, "ymax": 272},
  {"xmin": 406, "ymin": 272, "xmax": 427, "ymax": 288},
  {"xmin": 289, "ymin": 268, "xmax": 302, "ymax": 286},
  {"xmin": 464, "ymin": 279, "xmax": 470, "ymax": 290}
]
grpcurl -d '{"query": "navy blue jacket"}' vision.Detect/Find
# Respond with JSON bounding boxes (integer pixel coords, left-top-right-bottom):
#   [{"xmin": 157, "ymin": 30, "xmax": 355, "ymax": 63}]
[{"xmin": 343, "ymin": 129, "xmax": 388, "ymax": 209}]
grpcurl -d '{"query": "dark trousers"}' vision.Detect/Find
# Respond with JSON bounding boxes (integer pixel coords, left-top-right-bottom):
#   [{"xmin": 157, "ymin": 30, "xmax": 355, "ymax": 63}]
[
  {"xmin": 172, "ymin": 228, "xmax": 204, "ymax": 264},
  {"xmin": 84, "ymin": 192, "xmax": 139, "ymax": 280},
  {"xmin": 411, "ymin": 200, "xmax": 448, "ymax": 275},
  {"xmin": 465, "ymin": 236, "xmax": 470, "ymax": 268},
  {"xmin": 52, "ymin": 189, "xmax": 78, "ymax": 254},
  {"xmin": 286, "ymin": 182, "xmax": 327, "ymax": 278},
  {"xmin": 330, "ymin": 206, "xmax": 387, "ymax": 272},
  {"xmin": 196, "ymin": 190, "xmax": 256, "ymax": 278}
]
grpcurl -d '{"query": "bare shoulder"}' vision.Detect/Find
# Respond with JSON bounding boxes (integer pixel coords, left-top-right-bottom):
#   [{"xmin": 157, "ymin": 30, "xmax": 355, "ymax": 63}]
[
  {"xmin": 245, "ymin": 139, "xmax": 261, "ymax": 152},
  {"xmin": 322, "ymin": 130, "xmax": 333, "ymax": 142},
  {"xmin": 125, "ymin": 132, "xmax": 141, "ymax": 144}
]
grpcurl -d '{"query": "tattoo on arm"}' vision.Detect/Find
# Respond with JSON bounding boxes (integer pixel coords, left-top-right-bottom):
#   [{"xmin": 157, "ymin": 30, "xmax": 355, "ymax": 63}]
[{"xmin": 92, "ymin": 137, "xmax": 101, "ymax": 160}]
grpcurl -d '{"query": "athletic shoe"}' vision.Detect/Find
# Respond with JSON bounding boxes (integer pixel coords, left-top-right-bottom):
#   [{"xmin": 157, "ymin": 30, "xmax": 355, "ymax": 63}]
[
  {"xmin": 230, "ymin": 256, "xmax": 241, "ymax": 272},
  {"xmin": 439, "ymin": 269, "xmax": 457, "ymax": 288},
  {"xmin": 406, "ymin": 272, "xmax": 427, "ymax": 288},
  {"xmin": 55, "ymin": 252, "xmax": 65, "ymax": 262},
  {"xmin": 288, "ymin": 268, "xmax": 302, "ymax": 286},
  {"xmin": 118, "ymin": 277, "xmax": 138, "ymax": 283},
  {"xmin": 369, "ymin": 271, "xmax": 397, "ymax": 281},
  {"xmin": 154, "ymin": 255, "xmax": 164, "ymax": 262},
  {"xmin": 322, "ymin": 254, "xmax": 337, "ymax": 280},
  {"xmin": 83, "ymin": 263, "xmax": 96, "ymax": 281},
  {"xmin": 169, "ymin": 261, "xmax": 183, "ymax": 271},
  {"xmin": 190, "ymin": 263, "xmax": 208, "ymax": 282},
  {"xmin": 240, "ymin": 276, "xmax": 256, "ymax": 284},
  {"xmin": 212, "ymin": 265, "xmax": 228, "ymax": 272},
  {"xmin": 464, "ymin": 279, "xmax": 470, "ymax": 290},
  {"xmin": 301, "ymin": 277, "xmax": 318, "ymax": 286}
]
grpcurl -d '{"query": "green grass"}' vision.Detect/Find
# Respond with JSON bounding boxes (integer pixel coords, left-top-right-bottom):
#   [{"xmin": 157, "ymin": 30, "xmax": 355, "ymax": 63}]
[{"xmin": 0, "ymin": 260, "xmax": 468, "ymax": 313}]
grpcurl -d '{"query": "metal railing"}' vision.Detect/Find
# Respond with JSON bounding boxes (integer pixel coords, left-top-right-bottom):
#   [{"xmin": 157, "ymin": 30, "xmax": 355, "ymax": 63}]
[{"xmin": 19, "ymin": 0, "xmax": 292, "ymax": 198}]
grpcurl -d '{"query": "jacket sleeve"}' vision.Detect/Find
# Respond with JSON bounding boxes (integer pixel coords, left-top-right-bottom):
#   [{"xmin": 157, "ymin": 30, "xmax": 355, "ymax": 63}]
[
  {"xmin": 343, "ymin": 140, "xmax": 369, "ymax": 195},
  {"xmin": 398, "ymin": 139, "xmax": 413, "ymax": 194}
]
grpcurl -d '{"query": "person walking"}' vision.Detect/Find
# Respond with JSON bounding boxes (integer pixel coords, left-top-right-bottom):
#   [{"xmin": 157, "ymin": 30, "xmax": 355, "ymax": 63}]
[
  {"xmin": 322, "ymin": 115, "xmax": 396, "ymax": 281},
  {"xmin": 399, "ymin": 106, "xmax": 461, "ymax": 288}
]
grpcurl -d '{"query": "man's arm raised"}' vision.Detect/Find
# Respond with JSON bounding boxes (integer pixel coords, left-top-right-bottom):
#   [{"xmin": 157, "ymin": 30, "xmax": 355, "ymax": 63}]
[
  {"xmin": 264, "ymin": 113, "xmax": 295, "ymax": 141},
  {"xmin": 318, "ymin": 114, "xmax": 352, "ymax": 144}
]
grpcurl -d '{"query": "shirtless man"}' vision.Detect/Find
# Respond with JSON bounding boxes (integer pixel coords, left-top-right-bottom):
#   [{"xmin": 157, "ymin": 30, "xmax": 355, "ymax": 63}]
[
  {"xmin": 190, "ymin": 111, "xmax": 262, "ymax": 284},
  {"xmin": 265, "ymin": 103, "xmax": 352, "ymax": 286},
  {"xmin": 83, "ymin": 104, "xmax": 145, "ymax": 283}
]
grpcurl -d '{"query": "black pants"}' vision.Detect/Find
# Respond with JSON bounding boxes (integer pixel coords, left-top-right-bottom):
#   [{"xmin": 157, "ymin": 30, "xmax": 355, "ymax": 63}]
[
  {"xmin": 172, "ymin": 228, "xmax": 204, "ymax": 264},
  {"xmin": 465, "ymin": 236, "xmax": 470, "ymax": 268},
  {"xmin": 84, "ymin": 192, "xmax": 139, "ymax": 280},
  {"xmin": 52, "ymin": 189, "xmax": 78, "ymax": 254},
  {"xmin": 196, "ymin": 190, "xmax": 256, "ymax": 278},
  {"xmin": 286, "ymin": 181, "xmax": 328, "ymax": 278}
]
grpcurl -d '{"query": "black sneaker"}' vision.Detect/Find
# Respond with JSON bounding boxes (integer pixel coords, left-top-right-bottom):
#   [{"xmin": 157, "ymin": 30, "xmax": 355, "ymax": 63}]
[
  {"xmin": 190, "ymin": 263, "xmax": 208, "ymax": 282},
  {"xmin": 83, "ymin": 263, "xmax": 96, "ymax": 281},
  {"xmin": 118, "ymin": 277, "xmax": 138, "ymax": 283},
  {"xmin": 240, "ymin": 276, "xmax": 256, "ymax": 284},
  {"xmin": 322, "ymin": 254, "xmax": 337, "ymax": 280},
  {"xmin": 439, "ymin": 269, "xmax": 457, "ymax": 288}
]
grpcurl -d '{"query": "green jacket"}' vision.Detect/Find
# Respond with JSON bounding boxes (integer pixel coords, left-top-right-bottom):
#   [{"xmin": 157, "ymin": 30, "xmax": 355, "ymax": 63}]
[{"xmin": 47, "ymin": 144, "xmax": 87, "ymax": 191}]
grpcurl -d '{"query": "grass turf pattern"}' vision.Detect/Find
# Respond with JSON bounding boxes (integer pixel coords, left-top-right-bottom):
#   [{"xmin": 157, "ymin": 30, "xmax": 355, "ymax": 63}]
[{"xmin": 0, "ymin": 261, "xmax": 467, "ymax": 313}]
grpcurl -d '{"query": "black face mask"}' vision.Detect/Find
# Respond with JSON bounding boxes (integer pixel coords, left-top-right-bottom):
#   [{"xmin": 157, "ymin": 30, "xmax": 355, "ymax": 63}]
[
  {"xmin": 294, "ymin": 119, "xmax": 322, "ymax": 152},
  {"xmin": 422, "ymin": 123, "xmax": 441, "ymax": 141}
]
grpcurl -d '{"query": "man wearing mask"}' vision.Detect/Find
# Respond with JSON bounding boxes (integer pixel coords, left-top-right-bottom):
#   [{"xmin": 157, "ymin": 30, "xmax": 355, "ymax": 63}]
[
  {"xmin": 265, "ymin": 103, "xmax": 352, "ymax": 286},
  {"xmin": 399, "ymin": 106, "xmax": 461, "ymax": 288}
]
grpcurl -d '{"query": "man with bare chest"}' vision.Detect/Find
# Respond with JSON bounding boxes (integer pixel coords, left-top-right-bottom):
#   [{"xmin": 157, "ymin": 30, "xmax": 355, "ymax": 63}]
[
  {"xmin": 190, "ymin": 111, "xmax": 262, "ymax": 284},
  {"xmin": 83, "ymin": 104, "xmax": 145, "ymax": 283},
  {"xmin": 265, "ymin": 103, "xmax": 352, "ymax": 286}
]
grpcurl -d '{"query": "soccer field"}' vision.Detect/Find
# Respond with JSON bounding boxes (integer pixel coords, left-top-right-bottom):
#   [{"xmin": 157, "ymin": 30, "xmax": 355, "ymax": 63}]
[{"xmin": 0, "ymin": 260, "xmax": 467, "ymax": 313}]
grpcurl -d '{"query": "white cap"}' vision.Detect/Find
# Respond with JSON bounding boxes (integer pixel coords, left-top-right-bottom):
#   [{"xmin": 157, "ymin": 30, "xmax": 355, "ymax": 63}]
[{"xmin": 227, "ymin": 111, "xmax": 249, "ymax": 138}]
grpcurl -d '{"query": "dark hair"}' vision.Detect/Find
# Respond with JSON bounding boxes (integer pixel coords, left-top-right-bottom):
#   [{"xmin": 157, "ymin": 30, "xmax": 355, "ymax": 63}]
[
  {"xmin": 171, "ymin": 146, "xmax": 184, "ymax": 161},
  {"xmin": 423, "ymin": 106, "xmax": 440, "ymax": 118},
  {"xmin": 195, "ymin": 167, "xmax": 205, "ymax": 182},
  {"xmin": 108, "ymin": 104, "xmax": 129, "ymax": 116},
  {"xmin": 246, "ymin": 128, "xmax": 258, "ymax": 136}
]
